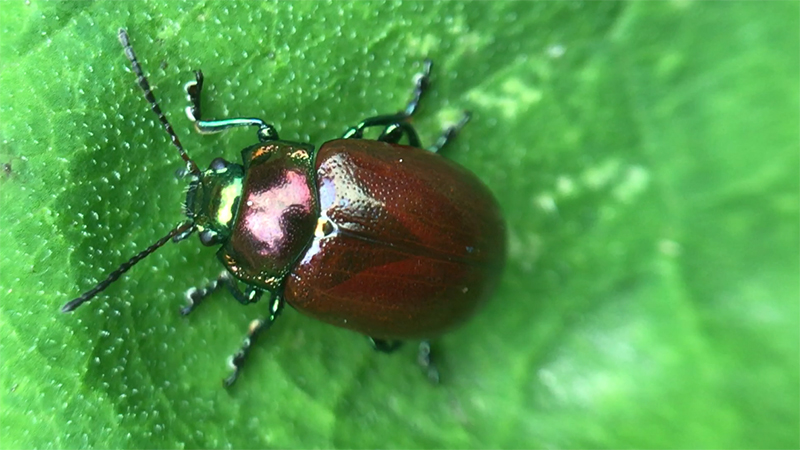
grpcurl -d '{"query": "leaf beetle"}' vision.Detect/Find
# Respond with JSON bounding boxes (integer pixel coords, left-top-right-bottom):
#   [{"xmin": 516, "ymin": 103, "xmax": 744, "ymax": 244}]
[{"xmin": 63, "ymin": 29, "xmax": 506, "ymax": 386}]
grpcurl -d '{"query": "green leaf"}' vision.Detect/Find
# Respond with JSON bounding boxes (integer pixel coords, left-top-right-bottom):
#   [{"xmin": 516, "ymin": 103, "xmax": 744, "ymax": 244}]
[{"xmin": 1, "ymin": 1, "xmax": 797, "ymax": 448}]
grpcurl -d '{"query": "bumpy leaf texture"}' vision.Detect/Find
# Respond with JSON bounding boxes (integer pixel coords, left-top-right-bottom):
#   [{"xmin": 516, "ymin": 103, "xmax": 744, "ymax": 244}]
[{"xmin": 1, "ymin": 1, "xmax": 797, "ymax": 449}]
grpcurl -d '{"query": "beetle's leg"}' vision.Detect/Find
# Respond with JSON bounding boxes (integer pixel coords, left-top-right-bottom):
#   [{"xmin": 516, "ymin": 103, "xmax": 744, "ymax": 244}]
[
  {"xmin": 225, "ymin": 279, "xmax": 263, "ymax": 305},
  {"xmin": 428, "ymin": 111, "xmax": 471, "ymax": 154},
  {"xmin": 417, "ymin": 340, "xmax": 440, "ymax": 384},
  {"xmin": 180, "ymin": 271, "xmax": 260, "ymax": 316},
  {"xmin": 172, "ymin": 225, "xmax": 196, "ymax": 242},
  {"xmin": 224, "ymin": 291, "xmax": 284, "ymax": 386},
  {"xmin": 342, "ymin": 113, "xmax": 411, "ymax": 140},
  {"xmin": 184, "ymin": 70, "xmax": 279, "ymax": 142},
  {"xmin": 342, "ymin": 59, "xmax": 432, "ymax": 142},
  {"xmin": 377, "ymin": 122, "xmax": 422, "ymax": 148},
  {"xmin": 184, "ymin": 70, "xmax": 205, "ymax": 124},
  {"xmin": 377, "ymin": 124, "xmax": 403, "ymax": 144},
  {"xmin": 369, "ymin": 337, "xmax": 403, "ymax": 353},
  {"xmin": 402, "ymin": 58, "xmax": 433, "ymax": 117},
  {"xmin": 343, "ymin": 116, "xmax": 423, "ymax": 148},
  {"xmin": 181, "ymin": 270, "xmax": 232, "ymax": 315},
  {"xmin": 370, "ymin": 338, "xmax": 439, "ymax": 383}
]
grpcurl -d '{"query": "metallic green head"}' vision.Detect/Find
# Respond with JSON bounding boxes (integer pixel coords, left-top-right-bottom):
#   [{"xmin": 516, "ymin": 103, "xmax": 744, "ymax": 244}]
[{"xmin": 185, "ymin": 157, "xmax": 245, "ymax": 246}]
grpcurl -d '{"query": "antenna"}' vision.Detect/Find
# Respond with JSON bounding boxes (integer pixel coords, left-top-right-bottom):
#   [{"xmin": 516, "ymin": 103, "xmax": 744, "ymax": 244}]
[
  {"xmin": 118, "ymin": 28, "xmax": 200, "ymax": 175},
  {"xmin": 62, "ymin": 30, "xmax": 204, "ymax": 313},
  {"xmin": 62, "ymin": 221, "xmax": 194, "ymax": 312}
]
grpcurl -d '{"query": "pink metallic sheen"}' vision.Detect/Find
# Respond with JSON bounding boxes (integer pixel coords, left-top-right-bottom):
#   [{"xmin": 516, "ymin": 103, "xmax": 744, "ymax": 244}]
[
  {"xmin": 243, "ymin": 170, "xmax": 313, "ymax": 255},
  {"xmin": 218, "ymin": 142, "xmax": 318, "ymax": 289}
]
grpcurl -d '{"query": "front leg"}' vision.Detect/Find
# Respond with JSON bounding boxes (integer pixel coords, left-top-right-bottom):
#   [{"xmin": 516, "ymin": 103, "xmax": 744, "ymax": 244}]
[
  {"xmin": 181, "ymin": 271, "xmax": 263, "ymax": 316},
  {"xmin": 184, "ymin": 70, "xmax": 279, "ymax": 142}
]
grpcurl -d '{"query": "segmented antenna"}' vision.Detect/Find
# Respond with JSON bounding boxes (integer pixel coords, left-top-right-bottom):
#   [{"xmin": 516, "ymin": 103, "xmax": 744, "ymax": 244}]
[
  {"xmin": 62, "ymin": 221, "xmax": 195, "ymax": 312},
  {"xmin": 118, "ymin": 28, "xmax": 200, "ymax": 175}
]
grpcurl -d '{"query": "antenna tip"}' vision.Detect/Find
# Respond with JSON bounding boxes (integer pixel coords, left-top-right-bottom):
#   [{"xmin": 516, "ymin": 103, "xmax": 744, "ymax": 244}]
[
  {"xmin": 61, "ymin": 298, "xmax": 82, "ymax": 313},
  {"xmin": 118, "ymin": 28, "xmax": 129, "ymax": 45}
]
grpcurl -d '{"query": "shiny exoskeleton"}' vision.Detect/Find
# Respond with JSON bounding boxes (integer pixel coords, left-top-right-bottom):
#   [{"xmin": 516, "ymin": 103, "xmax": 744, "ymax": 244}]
[{"xmin": 63, "ymin": 29, "xmax": 506, "ymax": 386}]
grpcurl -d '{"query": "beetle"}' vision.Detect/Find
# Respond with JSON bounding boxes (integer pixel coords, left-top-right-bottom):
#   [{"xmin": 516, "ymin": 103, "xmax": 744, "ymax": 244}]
[{"xmin": 62, "ymin": 29, "xmax": 506, "ymax": 386}]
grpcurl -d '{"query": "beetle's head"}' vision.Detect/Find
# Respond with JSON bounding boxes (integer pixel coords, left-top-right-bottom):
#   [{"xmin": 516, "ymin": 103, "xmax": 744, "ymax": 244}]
[{"xmin": 185, "ymin": 157, "xmax": 245, "ymax": 246}]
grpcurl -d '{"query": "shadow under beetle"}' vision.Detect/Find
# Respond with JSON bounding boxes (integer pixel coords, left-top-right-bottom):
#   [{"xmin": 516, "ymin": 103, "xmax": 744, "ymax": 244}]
[{"xmin": 62, "ymin": 29, "xmax": 506, "ymax": 386}]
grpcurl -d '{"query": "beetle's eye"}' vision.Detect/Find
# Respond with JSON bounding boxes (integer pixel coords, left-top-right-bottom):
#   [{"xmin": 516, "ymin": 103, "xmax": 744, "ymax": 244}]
[
  {"xmin": 198, "ymin": 228, "xmax": 219, "ymax": 246},
  {"xmin": 209, "ymin": 157, "xmax": 229, "ymax": 172}
]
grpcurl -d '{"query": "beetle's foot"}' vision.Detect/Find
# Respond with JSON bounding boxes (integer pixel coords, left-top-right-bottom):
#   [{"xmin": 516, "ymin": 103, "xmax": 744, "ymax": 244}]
[
  {"xmin": 184, "ymin": 70, "xmax": 204, "ymax": 123},
  {"xmin": 223, "ymin": 318, "xmax": 265, "ymax": 386},
  {"xmin": 222, "ymin": 294, "xmax": 284, "ymax": 386},
  {"xmin": 181, "ymin": 271, "xmax": 230, "ymax": 316},
  {"xmin": 403, "ymin": 59, "xmax": 433, "ymax": 117},
  {"xmin": 429, "ymin": 111, "xmax": 471, "ymax": 154},
  {"xmin": 223, "ymin": 350, "xmax": 245, "ymax": 387},
  {"xmin": 223, "ymin": 371, "xmax": 239, "ymax": 387},
  {"xmin": 370, "ymin": 337, "xmax": 403, "ymax": 353},
  {"xmin": 417, "ymin": 340, "xmax": 440, "ymax": 384}
]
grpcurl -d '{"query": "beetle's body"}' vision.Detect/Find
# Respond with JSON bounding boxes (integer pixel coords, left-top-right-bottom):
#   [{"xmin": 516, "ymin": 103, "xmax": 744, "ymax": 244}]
[
  {"xmin": 286, "ymin": 139, "xmax": 505, "ymax": 339},
  {"xmin": 63, "ymin": 29, "xmax": 506, "ymax": 385},
  {"xmin": 200, "ymin": 138, "xmax": 505, "ymax": 339}
]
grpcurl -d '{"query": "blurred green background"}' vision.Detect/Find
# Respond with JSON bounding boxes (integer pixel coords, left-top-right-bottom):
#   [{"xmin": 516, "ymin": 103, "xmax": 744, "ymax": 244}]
[{"xmin": 1, "ymin": 1, "xmax": 797, "ymax": 448}]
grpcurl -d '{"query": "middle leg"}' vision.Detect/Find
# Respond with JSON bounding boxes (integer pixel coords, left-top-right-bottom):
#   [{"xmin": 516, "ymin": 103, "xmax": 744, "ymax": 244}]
[{"xmin": 342, "ymin": 59, "xmax": 433, "ymax": 144}]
